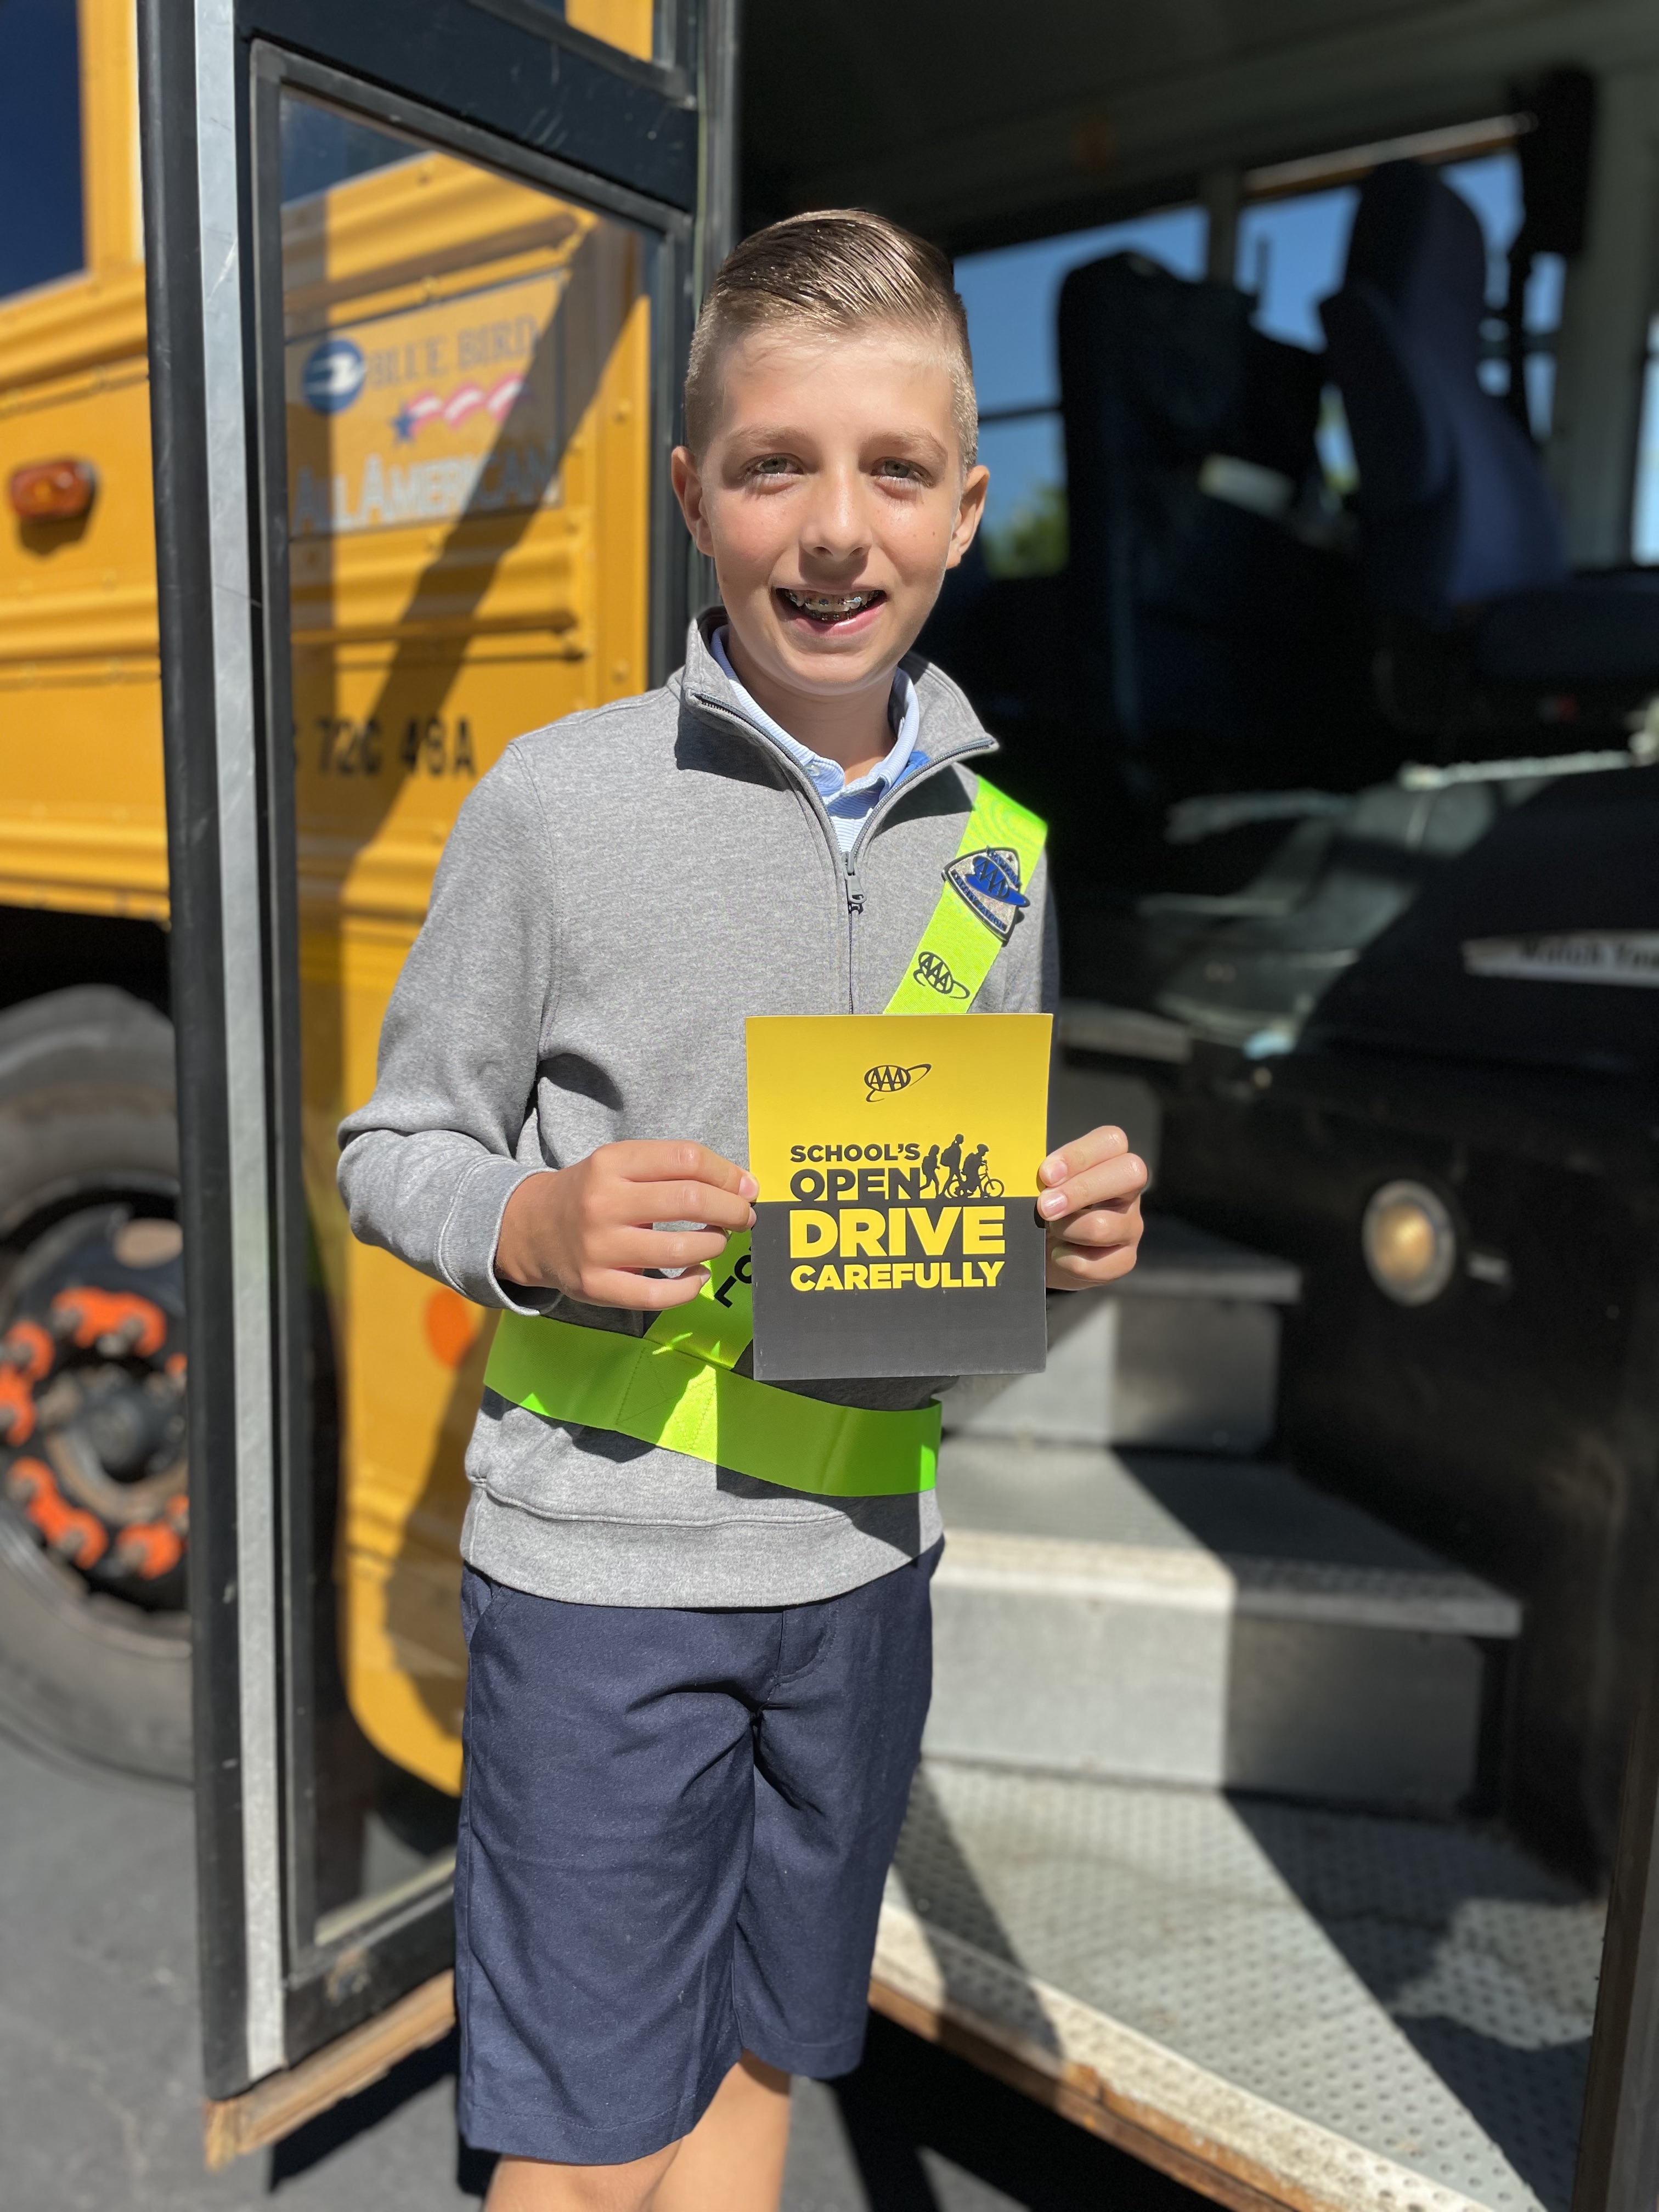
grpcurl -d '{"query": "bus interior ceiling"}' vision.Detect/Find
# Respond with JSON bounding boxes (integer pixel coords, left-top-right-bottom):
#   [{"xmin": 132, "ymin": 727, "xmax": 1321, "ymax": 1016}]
[{"xmin": 736, "ymin": 9, "xmax": 1659, "ymax": 2212}]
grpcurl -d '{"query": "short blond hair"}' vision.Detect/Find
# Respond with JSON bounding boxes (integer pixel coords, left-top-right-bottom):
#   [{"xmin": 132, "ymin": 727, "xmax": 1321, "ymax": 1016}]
[{"xmin": 684, "ymin": 209, "xmax": 977, "ymax": 466}]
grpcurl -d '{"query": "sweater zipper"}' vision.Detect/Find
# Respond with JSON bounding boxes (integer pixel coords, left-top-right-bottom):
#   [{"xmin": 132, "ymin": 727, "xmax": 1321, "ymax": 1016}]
[
  {"xmin": 841, "ymin": 847, "xmax": 865, "ymax": 1012},
  {"xmin": 683, "ymin": 689, "xmax": 995, "ymax": 1012}
]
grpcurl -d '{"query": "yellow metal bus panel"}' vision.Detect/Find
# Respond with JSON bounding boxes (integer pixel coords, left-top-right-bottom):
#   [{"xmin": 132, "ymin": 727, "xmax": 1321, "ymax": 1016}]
[
  {"xmin": 1, "ymin": 24, "xmax": 652, "ymax": 1801},
  {"xmin": 283, "ymin": 157, "xmax": 651, "ymax": 1792},
  {"xmin": 0, "ymin": 0, "xmax": 160, "ymax": 923}
]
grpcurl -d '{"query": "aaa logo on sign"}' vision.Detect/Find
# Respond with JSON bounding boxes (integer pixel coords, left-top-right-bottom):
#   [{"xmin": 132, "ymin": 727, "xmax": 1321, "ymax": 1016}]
[{"xmin": 864, "ymin": 1061, "xmax": 930, "ymax": 1101}]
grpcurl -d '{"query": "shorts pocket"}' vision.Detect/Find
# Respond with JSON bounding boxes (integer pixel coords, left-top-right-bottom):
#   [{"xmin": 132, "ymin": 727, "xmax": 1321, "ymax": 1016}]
[{"xmin": 460, "ymin": 1565, "xmax": 498, "ymax": 1649}]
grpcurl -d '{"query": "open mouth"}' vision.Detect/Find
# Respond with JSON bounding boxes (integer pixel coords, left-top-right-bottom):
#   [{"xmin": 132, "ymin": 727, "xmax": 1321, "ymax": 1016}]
[{"xmin": 777, "ymin": 588, "xmax": 885, "ymax": 628}]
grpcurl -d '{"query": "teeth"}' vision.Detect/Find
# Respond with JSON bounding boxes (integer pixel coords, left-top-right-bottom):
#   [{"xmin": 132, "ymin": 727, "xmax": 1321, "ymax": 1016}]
[{"xmin": 784, "ymin": 590, "xmax": 878, "ymax": 616}]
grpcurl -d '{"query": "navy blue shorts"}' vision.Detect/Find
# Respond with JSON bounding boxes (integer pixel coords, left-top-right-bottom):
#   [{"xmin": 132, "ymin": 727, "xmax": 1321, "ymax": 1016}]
[{"xmin": 454, "ymin": 1545, "xmax": 939, "ymax": 2166}]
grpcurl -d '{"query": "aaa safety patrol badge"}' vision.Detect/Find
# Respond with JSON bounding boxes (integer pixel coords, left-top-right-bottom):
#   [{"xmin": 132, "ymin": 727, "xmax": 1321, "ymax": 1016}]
[{"xmin": 746, "ymin": 1013, "xmax": 1052, "ymax": 1381}]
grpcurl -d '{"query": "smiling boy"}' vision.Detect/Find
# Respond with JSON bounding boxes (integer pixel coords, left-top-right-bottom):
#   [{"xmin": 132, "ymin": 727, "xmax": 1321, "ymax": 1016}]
[{"xmin": 339, "ymin": 211, "xmax": 1146, "ymax": 2212}]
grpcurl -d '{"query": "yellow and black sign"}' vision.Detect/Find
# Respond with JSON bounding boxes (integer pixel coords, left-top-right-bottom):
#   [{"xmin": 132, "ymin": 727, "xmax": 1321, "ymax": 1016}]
[{"xmin": 746, "ymin": 1013, "xmax": 1052, "ymax": 1381}]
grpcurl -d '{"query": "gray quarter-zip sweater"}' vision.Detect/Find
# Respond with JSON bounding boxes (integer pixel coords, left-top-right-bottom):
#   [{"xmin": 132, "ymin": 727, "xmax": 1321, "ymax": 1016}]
[{"xmin": 337, "ymin": 614, "xmax": 1058, "ymax": 1609}]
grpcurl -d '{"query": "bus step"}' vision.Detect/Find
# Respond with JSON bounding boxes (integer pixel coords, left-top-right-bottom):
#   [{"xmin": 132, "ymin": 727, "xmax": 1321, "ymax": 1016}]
[
  {"xmin": 873, "ymin": 1759, "xmax": 1598, "ymax": 2212},
  {"xmin": 927, "ymin": 1440, "xmax": 1520, "ymax": 1813},
  {"xmin": 946, "ymin": 1214, "xmax": 1302, "ymax": 1455}
]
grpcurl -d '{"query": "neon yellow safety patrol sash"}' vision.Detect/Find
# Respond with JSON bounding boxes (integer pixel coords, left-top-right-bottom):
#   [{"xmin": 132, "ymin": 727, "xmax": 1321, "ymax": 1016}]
[{"xmin": 484, "ymin": 777, "xmax": 1046, "ymax": 1497}]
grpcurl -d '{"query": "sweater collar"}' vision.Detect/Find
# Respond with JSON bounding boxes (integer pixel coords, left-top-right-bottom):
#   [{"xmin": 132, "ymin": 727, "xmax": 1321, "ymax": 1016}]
[{"xmin": 676, "ymin": 609, "xmax": 998, "ymax": 780}]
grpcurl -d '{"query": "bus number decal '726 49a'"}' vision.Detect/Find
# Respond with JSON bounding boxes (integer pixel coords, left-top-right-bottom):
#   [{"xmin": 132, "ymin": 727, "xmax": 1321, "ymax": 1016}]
[{"xmin": 309, "ymin": 716, "xmax": 477, "ymax": 777}]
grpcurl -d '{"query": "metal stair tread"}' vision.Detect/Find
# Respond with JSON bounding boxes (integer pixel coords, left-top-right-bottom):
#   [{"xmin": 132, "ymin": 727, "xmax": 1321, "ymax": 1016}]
[
  {"xmin": 1057, "ymin": 996, "xmax": 1194, "ymax": 1064},
  {"xmin": 937, "ymin": 1438, "xmax": 1521, "ymax": 1639},
  {"xmin": 879, "ymin": 1759, "xmax": 1599, "ymax": 2212},
  {"xmin": 1057, "ymin": 1210, "xmax": 1303, "ymax": 1311}
]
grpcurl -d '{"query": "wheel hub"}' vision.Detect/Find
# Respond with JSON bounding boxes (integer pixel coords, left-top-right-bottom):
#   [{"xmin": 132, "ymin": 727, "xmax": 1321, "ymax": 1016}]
[{"xmin": 0, "ymin": 1210, "xmax": 188, "ymax": 1604}]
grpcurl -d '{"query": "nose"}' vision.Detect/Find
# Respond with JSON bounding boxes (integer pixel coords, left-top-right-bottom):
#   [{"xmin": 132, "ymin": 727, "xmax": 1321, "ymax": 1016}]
[{"xmin": 799, "ymin": 462, "xmax": 869, "ymax": 569}]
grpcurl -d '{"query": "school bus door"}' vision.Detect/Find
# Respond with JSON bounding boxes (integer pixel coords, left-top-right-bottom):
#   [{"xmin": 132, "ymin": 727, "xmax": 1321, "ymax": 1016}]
[
  {"xmin": 136, "ymin": 0, "xmax": 1659, "ymax": 2203},
  {"xmin": 136, "ymin": 0, "xmax": 731, "ymax": 2142}
]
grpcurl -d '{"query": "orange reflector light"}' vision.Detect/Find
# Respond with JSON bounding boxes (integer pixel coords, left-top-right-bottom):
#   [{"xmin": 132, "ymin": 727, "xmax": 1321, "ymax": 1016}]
[{"xmin": 9, "ymin": 457, "xmax": 97, "ymax": 521}]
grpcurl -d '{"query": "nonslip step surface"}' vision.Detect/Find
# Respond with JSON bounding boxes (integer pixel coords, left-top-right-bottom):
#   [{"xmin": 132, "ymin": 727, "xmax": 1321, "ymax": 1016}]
[
  {"xmin": 927, "ymin": 1441, "xmax": 1519, "ymax": 1805},
  {"xmin": 876, "ymin": 1760, "xmax": 1599, "ymax": 2212},
  {"xmin": 939, "ymin": 1439, "xmax": 1522, "ymax": 1637}
]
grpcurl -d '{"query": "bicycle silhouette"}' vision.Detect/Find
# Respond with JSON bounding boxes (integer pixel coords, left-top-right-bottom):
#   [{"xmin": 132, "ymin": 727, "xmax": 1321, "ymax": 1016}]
[
  {"xmin": 943, "ymin": 1167, "xmax": 1003, "ymax": 1199},
  {"xmin": 918, "ymin": 1140, "xmax": 1003, "ymax": 1199}
]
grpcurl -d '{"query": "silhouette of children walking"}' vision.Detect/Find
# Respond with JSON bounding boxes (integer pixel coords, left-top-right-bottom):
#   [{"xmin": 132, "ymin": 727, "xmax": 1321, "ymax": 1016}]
[
  {"xmin": 940, "ymin": 1133, "xmax": 964, "ymax": 1187},
  {"xmin": 920, "ymin": 1144, "xmax": 940, "ymax": 1194}
]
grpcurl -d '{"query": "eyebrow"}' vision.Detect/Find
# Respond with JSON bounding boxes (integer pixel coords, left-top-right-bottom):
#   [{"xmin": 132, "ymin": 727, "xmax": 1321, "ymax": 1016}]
[
  {"xmin": 724, "ymin": 426, "xmax": 810, "ymax": 450},
  {"xmin": 725, "ymin": 426, "xmax": 952, "ymax": 467},
  {"xmin": 874, "ymin": 430, "xmax": 952, "ymax": 467}
]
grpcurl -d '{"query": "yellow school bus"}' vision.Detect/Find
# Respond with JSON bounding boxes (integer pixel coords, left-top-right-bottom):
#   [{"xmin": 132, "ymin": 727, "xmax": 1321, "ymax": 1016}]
[
  {"xmin": 0, "ymin": 0, "xmax": 654, "ymax": 1793},
  {"xmin": 15, "ymin": 4, "xmax": 1659, "ymax": 2212}
]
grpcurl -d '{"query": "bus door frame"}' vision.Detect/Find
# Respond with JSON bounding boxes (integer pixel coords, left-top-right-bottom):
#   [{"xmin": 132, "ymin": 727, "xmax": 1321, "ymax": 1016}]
[{"xmin": 137, "ymin": 0, "xmax": 730, "ymax": 2111}]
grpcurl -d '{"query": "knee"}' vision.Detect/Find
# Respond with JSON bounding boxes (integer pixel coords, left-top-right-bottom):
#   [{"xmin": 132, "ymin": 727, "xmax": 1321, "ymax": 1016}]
[{"xmin": 486, "ymin": 2147, "xmax": 676, "ymax": 2211}]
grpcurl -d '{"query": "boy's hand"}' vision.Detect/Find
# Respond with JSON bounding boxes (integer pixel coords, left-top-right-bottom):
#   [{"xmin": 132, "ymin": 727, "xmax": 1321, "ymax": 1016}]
[
  {"xmin": 495, "ymin": 1142, "xmax": 758, "ymax": 1310},
  {"xmin": 1037, "ymin": 1126, "xmax": 1147, "ymax": 1291}
]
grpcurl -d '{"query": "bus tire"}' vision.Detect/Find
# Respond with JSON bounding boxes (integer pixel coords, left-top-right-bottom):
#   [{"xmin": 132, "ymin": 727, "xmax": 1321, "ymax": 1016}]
[{"xmin": 0, "ymin": 987, "xmax": 192, "ymax": 1782}]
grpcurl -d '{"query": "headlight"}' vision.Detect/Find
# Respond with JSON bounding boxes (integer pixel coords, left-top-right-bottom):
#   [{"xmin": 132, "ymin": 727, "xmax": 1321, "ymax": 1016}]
[{"xmin": 1362, "ymin": 1181, "xmax": 1457, "ymax": 1305}]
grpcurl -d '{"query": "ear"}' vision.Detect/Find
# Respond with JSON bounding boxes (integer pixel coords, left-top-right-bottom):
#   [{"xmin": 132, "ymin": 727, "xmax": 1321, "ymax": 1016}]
[
  {"xmin": 671, "ymin": 446, "xmax": 714, "ymax": 554},
  {"xmin": 944, "ymin": 462, "xmax": 990, "ymax": 570}
]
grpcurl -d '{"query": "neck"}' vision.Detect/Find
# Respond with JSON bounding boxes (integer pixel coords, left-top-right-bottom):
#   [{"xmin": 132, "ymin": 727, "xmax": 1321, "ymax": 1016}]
[{"xmin": 722, "ymin": 627, "xmax": 895, "ymax": 779}]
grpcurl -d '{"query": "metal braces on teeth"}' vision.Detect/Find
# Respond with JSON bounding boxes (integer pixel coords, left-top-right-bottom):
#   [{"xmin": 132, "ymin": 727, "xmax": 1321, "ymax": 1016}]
[{"xmin": 783, "ymin": 589, "xmax": 879, "ymax": 615}]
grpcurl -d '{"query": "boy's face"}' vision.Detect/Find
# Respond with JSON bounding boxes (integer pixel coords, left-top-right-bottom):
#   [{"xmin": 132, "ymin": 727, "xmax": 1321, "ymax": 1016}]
[{"xmin": 672, "ymin": 324, "xmax": 989, "ymax": 710}]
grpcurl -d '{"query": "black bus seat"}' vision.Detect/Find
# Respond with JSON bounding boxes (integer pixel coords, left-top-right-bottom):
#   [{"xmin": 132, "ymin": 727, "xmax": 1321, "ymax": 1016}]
[
  {"xmin": 1321, "ymin": 160, "xmax": 1659, "ymax": 744},
  {"xmin": 1055, "ymin": 251, "xmax": 1387, "ymax": 816}
]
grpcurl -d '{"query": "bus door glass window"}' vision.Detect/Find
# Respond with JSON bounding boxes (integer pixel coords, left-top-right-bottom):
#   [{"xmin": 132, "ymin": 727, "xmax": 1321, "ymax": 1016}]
[
  {"xmin": 277, "ymin": 90, "xmax": 651, "ymax": 1938},
  {"xmin": 954, "ymin": 207, "xmax": 1205, "ymax": 577},
  {"xmin": 0, "ymin": 0, "xmax": 83, "ymax": 300}
]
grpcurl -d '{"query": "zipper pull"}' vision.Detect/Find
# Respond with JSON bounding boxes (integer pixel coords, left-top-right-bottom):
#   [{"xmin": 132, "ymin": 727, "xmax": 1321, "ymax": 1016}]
[{"xmin": 842, "ymin": 847, "xmax": 866, "ymax": 914}]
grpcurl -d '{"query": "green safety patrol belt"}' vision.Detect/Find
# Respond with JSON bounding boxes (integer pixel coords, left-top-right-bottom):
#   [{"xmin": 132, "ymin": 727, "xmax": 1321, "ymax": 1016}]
[{"xmin": 484, "ymin": 777, "xmax": 1046, "ymax": 1497}]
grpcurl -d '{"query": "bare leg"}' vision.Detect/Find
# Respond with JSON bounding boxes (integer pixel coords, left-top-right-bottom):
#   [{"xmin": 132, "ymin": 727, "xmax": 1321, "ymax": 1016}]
[
  {"xmin": 483, "ymin": 2142, "xmax": 676, "ymax": 2212},
  {"xmin": 651, "ymin": 2053, "xmax": 792, "ymax": 2212},
  {"xmin": 480, "ymin": 2054, "xmax": 791, "ymax": 2212}
]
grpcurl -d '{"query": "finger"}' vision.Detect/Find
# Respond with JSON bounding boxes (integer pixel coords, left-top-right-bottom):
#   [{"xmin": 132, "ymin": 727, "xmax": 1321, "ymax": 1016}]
[
  {"xmin": 1046, "ymin": 1239, "xmax": 1141, "ymax": 1285},
  {"xmin": 1038, "ymin": 1126, "xmax": 1128, "ymax": 1188},
  {"xmin": 608, "ymin": 1141, "xmax": 758, "ymax": 1200},
  {"xmin": 579, "ymin": 1265, "xmax": 714, "ymax": 1310},
  {"xmin": 642, "ymin": 1180, "xmax": 759, "ymax": 1231},
  {"xmin": 1050, "ymin": 1205, "xmax": 1143, "ymax": 1249},
  {"xmin": 597, "ymin": 1225, "xmax": 735, "ymax": 1271},
  {"xmin": 604, "ymin": 1180, "xmax": 757, "ymax": 1232},
  {"xmin": 1037, "ymin": 1155, "xmax": 1147, "ymax": 1220}
]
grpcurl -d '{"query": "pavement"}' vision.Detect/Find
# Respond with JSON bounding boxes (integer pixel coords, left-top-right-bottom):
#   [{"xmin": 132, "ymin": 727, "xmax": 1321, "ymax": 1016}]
[{"xmin": 0, "ymin": 1726, "xmax": 1200, "ymax": 2212}]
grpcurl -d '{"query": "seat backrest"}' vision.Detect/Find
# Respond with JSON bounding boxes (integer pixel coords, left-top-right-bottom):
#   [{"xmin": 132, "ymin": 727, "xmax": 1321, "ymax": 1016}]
[
  {"xmin": 1319, "ymin": 160, "xmax": 1567, "ymax": 620},
  {"xmin": 1058, "ymin": 252, "xmax": 1330, "ymax": 742}
]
